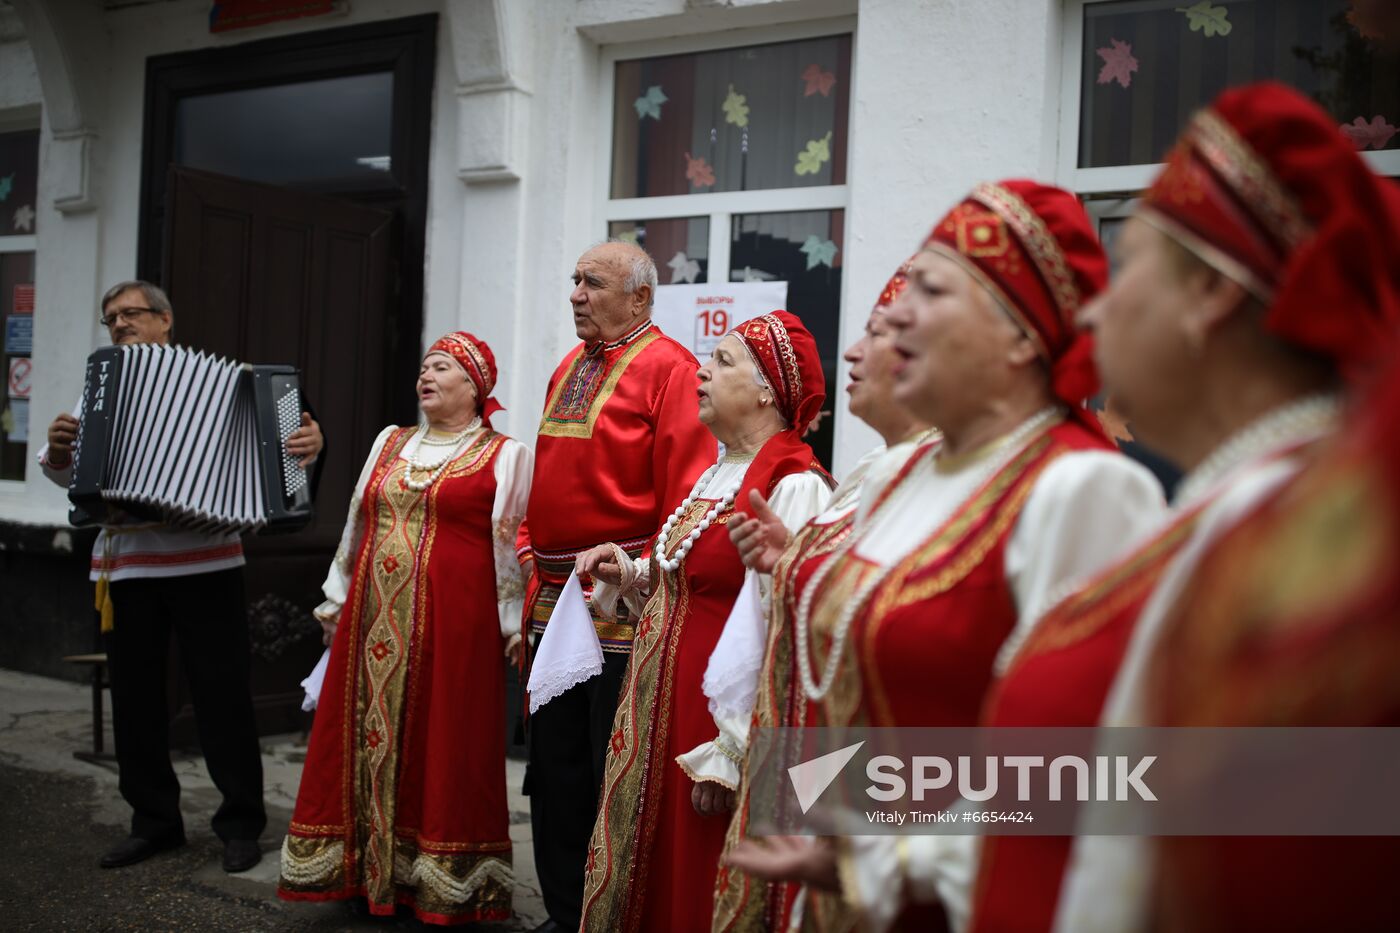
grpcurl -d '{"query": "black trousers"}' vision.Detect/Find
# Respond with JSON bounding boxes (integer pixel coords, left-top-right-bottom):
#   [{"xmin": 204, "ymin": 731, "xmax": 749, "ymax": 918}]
[
  {"xmin": 525, "ymin": 649, "xmax": 629, "ymax": 928},
  {"xmin": 106, "ymin": 567, "xmax": 266, "ymax": 843}
]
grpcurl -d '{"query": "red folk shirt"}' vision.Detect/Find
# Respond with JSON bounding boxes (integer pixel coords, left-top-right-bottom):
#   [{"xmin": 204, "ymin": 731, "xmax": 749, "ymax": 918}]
[{"xmin": 520, "ymin": 320, "xmax": 716, "ymax": 647}]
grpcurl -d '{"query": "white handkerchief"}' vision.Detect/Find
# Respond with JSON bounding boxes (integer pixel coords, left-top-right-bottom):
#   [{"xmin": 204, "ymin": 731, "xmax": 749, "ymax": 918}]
[
  {"xmin": 300, "ymin": 648, "xmax": 330, "ymax": 712},
  {"xmin": 526, "ymin": 573, "xmax": 603, "ymax": 714},
  {"xmin": 702, "ymin": 569, "xmax": 766, "ymax": 720}
]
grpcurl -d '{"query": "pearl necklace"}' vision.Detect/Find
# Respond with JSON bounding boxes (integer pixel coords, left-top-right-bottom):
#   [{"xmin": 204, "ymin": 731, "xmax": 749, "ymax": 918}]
[
  {"xmin": 1173, "ymin": 393, "xmax": 1341, "ymax": 507},
  {"xmin": 656, "ymin": 455, "xmax": 751, "ymax": 573},
  {"xmin": 794, "ymin": 407, "xmax": 1060, "ymax": 702},
  {"xmin": 403, "ymin": 418, "xmax": 482, "ymax": 492}
]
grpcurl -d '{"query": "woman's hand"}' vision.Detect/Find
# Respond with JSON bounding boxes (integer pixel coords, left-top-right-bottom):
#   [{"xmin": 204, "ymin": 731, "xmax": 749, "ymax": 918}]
[
  {"xmin": 504, "ymin": 632, "xmax": 523, "ymax": 666},
  {"xmin": 286, "ymin": 412, "xmax": 324, "ymax": 467},
  {"xmin": 319, "ymin": 615, "xmax": 337, "ymax": 647},
  {"xmin": 575, "ymin": 543, "xmax": 623, "ymax": 587},
  {"xmin": 724, "ymin": 836, "xmax": 840, "ymax": 891},
  {"xmin": 728, "ymin": 490, "xmax": 791, "ymax": 574},
  {"xmin": 691, "ymin": 780, "xmax": 737, "ymax": 817}
]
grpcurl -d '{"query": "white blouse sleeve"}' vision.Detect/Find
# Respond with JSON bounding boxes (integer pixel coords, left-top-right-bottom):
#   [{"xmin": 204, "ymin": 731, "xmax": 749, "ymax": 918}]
[
  {"xmin": 314, "ymin": 425, "xmax": 397, "ymax": 626},
  {"xmin": 837, "ymin": 831, "xmax": 980, "ymax": 933},
  {"xmin": 676, "ymin": 469, "xmax": 831, "ymax": 789},
  {"xmin": 492, "ymin": 437, "xmax": 533, "ymax": 637},
  {"xmin": 997, "ymin": 451, "xmax": 1167, "ymax": 671}
]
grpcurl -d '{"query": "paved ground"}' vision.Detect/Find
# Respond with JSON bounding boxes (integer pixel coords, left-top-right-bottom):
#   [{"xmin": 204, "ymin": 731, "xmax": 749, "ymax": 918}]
[{"xmin": 0, "ymin": 669, "xmax": 546, "ymax": 931}]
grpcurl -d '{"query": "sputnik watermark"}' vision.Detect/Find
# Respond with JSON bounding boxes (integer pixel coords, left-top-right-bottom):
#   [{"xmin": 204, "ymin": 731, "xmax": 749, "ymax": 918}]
[{"xmin": 745, "ymin": 727, "xmax": 1400, "ymax": 835}]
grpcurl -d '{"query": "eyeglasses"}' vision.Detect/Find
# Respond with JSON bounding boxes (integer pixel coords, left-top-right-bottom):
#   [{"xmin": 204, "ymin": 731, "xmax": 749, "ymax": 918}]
[{"xmin": 99, "ymin": 307, "xmax": 161, "ymax": 328}]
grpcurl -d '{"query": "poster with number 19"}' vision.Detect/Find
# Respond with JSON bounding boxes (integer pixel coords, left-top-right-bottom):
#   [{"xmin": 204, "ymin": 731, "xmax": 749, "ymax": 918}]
[{"xmin": 652, "ymin": 281, "xmax": 789, "ymax": 362}]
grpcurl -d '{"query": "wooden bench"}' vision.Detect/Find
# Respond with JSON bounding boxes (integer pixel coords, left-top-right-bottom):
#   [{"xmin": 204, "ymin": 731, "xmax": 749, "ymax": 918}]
[{"xmin": 62, "ymin": 653, "xmax": 115, "ymax": 764}]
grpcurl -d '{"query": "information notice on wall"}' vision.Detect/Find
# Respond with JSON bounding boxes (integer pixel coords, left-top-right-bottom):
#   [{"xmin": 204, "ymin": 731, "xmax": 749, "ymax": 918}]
[{"xmin": 652, "ymin": 281, "xmax": 789, "ymax": 362}]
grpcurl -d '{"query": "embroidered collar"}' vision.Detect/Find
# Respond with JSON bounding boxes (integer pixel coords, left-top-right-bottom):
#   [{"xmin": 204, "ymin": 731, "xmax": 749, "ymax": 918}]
[{"xmin": 585, "ymin": 319, "xmax": 654, "ymax": 356}]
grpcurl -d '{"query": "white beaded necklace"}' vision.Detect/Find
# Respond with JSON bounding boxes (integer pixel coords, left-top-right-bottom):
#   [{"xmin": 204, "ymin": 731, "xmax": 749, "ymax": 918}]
[
  {"xmin": 656, "ymin": 454, "xmax": 752, "ymax": 573},
  {"xmin": 794, "ymin": 406, "xmax": 1061, "ymax": 702},
  {"xmin": 1172, "ymin": 393, "xmax": 1341, "ymax": 507},
  {"xmin": 403, "ymin": 418, "xmax": 482, "ymax": 492}
]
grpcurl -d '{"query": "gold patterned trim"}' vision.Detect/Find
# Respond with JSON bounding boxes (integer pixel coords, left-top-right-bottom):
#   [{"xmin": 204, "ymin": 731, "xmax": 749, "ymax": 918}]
[
  {"xmin": 538, "ymin": 331, "xmax": 660, "ymax": 439},
  {"xmin": 1137, "ymin": 208, "xmax": 1275, "ymax": 302},
  {"xmin": 1010, "ymin": 508, "xmax": 1204, "ymax": 669},
  {"xmin": 1191, "ymin": 109, "xmax": 1312, "ymax": 252},
  {"xmin": 971, "ymin": 181, "xmax": 1081, "ymax": 328}
]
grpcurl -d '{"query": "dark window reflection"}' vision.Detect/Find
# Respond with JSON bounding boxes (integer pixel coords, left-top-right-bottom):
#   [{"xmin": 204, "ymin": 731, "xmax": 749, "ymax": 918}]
[
  {"xmin": 731, "ymin": 209, "xmax": 844, "ymax": 468},
  {"xmin": 1080, "ymin": 0, "xmax": 1400, "ymax": 168},
  {"xmin": 174, "ymin": 71, "xmax": 395, "ymax": 186}
]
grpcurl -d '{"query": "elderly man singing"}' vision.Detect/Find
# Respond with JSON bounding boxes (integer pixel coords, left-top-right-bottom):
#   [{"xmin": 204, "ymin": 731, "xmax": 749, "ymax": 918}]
[{"xmin": 518, "ymin": 241, "xmax": 716, "ymax": 932}]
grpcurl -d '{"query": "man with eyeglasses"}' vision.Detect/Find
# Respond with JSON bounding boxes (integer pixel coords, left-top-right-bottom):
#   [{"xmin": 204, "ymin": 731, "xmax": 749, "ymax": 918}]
[{"xmin": 39, "ymin": 280, "xmax": 324, "ymax": 874}]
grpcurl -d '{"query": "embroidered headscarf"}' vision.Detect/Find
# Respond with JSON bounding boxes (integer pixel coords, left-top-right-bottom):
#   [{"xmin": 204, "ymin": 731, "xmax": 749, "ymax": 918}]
[
  {"xmin": 728, "ymin": 310, "xmax": 826, "ymax": 436},
  {"xmin": 872, "ymin": 259, "xmax": 913, "ymax": 315},
  {"xmin": 425, "ymin": 331, "xmax": 504, "ymax": 428},
  {"xmin": 923, "ymin": 179, "xmax": 1109, "ymax": 430},
  {"xmin": 1139, "ymin": 81, "xmax": 1400, "ymax": 382}
]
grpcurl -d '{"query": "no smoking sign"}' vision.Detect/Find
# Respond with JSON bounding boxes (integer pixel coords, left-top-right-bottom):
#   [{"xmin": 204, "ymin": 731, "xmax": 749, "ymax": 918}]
[{"xmin": 8, "ymin": 357, "xmax": 32, "ymax": 399}]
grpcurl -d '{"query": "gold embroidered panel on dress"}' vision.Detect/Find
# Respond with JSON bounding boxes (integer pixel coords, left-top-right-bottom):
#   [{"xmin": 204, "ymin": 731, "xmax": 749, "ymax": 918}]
[
  {"xmin": 389, "ymin": 836, "xmax": 513, "ymax": 920},
  {"xmin": 539, "ymin": 332, "xmax": 659, "ymax": 439},
  {"xmin": 581, "ymin": 497, "xmax": 705, "ymax": 932},
  {"xmin": 351, "ymin": 430, "xmax": 501, "ymax": 909}
]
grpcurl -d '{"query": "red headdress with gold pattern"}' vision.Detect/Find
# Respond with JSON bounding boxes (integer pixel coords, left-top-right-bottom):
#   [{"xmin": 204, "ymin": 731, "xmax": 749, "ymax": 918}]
[
  {"xmin": 923, "ymin": 179, "xmax": 1109, "ymax": 432},
  {"xmin": 1140, "ymin": 81, "xmax": 1400, "ymax": 381},
  {"xmin": 872, "ymin": 258, "xmax": 913, "ymax": 315},
  {"xmin": 425, "ymin": 331, "xmax": 505, "ymax": 428},
  {"xmin": 728, "ymin": 310, "xmax": 826, "ymax": 435}
]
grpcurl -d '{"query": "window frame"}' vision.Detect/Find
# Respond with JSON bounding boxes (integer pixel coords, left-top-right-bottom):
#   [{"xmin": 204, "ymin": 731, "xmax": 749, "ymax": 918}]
[
  {"xmin": 0, "ymin": 114, "xmax": 41, "ymax": 493},
  {"xmin": 596, "ymin": 16, "xmax": 857, "ymax": 287},
  {"xmin": 1058, "ymin": 0, "xmax": 1400, "ymax": 194}
]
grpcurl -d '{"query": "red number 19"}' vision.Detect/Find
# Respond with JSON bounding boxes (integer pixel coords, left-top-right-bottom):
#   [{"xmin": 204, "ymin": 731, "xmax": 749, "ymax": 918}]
[{"xmin": 699, "ymin": 309, "xmax": 729, "ymax": 336}]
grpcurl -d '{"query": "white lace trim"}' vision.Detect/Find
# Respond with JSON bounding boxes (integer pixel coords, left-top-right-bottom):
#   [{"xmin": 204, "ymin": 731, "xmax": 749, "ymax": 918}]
[
  {"xmin": 392, "ymin": 851, "xmax": 514, "ymax": 906},
  {"xmin": 279, "ymin": 836, "xmax": 344, "ymax": 885},
  {"xmin": 527, "ymin": 657, "xmax": 603, "ymax": 714}
]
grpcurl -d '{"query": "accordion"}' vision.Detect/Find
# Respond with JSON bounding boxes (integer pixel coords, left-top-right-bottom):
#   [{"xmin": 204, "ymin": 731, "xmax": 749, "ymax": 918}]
[{"xmin": 69, "ymin": 344, "xmax": 314, "ymax": 534}]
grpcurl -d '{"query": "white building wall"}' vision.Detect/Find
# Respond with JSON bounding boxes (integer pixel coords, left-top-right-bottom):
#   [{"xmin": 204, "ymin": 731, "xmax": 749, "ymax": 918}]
[{"xmin": 0, "ymin": 0, "xmax": 1073, "ymax": 525}]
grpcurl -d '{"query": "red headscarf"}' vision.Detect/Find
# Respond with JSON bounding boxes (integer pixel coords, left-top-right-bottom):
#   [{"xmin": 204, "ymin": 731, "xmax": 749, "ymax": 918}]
[
  {"xmin": 1140, "ymin": 81, "xmax": 1400, "ymax": 382},
  {"xmin": 425, "ymin": 331, "xmax": 505, "ymax": 428},
  {"xmin": 728, "ymin": 310, "xmax": 827, "ymax": 436},
  {"xmin": 872, "ymin": 259, "xmax": 913, "ymax": 315},
  {"xmin": 923, "ymin": 180, "xmax": 1109, "ymax": 435}
]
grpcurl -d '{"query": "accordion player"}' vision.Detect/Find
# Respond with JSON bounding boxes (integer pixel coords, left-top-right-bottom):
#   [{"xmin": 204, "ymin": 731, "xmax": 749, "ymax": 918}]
[{"xmin": 68, "ymin": 344, "xmax": 314, "ymax": 534}]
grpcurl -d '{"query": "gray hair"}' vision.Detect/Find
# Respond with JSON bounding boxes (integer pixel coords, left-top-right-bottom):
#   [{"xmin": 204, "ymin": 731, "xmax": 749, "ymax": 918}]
[
  {"xmin": 605, "ymin": 238, "xmax": 658, "ymax": 308},
  {"xmin": 101, "ymin": 280, "xmax": 173, "ymax": 315}
]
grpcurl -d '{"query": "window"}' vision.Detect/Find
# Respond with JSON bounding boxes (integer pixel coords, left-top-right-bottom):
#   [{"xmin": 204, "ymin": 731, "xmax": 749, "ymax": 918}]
[
  {"xmin": 174, "ymin": 71, "xmax": 396, "ymax": 187},
  {"xmin": 602, "ymin": 24, "xmax": 854, "ymax": 466},
  {"xmin": 0, "ymin": 129, "xmax": 38, "ymax": 482},
  {"xmin": 1062, "ymin": 0, "xmax": 1400, "ymax": 193}
]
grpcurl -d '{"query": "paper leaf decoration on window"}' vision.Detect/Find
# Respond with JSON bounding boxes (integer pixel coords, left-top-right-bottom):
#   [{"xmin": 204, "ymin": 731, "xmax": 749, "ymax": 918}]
[
  {"xmin": 722, "ymin": 85, "xmax": 750, "ymax": 128},
  {"xmin": 1097, "ymin": 399, "xmax": 1135, "ymax": 445},
  {"xmin": 615, "ymin": 229, "xmax": 641, "ymax": 246},
  {"xmin": 799, "ymin": 235, "xmax": 838, "ymax": 271},
  {"xmin": 741, "ymin": 266, "xmax": 777, "ymax": 283},
  {"xmin": 801, "ymin": 64, "xmax": 836, "ymax": 98},
  {"xmin": 794, "ymin": 132, "xmax": 833, "ymax": 176},
  {"xmin": 1339, "ymin": 115, "xmax": 1398, "ymax": 151},
  {"xmin": 1095, "ymin": 39, "xmax": 1139, "ymax": 89},
  {"xmin": 668, "ymin": 251, "xmax": 702, "ymax": 285},
  {"xmin": 684, "ymin": 152, "xmax": 716, "ymax": 188},
  {"xmin": 0, "ymin": 174, "xmax": 13, "ymax": 202},
  {"xmin": 634, "ymin": 85, "xmax": 668, "ymax": 121},
  {"xmin": 1346, "ymin": 0, "xmax": 1390, "ymax": 39},
  {"xmin": 12, "ymin": 204, "xmax": 34, "ymax": 232},
  {"xmin": 1175, "ymin": 2, "xmax": 1232, "ymax": 37}
]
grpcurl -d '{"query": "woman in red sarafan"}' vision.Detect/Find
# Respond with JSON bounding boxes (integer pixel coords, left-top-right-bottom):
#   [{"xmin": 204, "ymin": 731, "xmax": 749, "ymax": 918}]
[
  {"xmin": 578, "ymin": 311, "xmax": 834, "ymax": 933},
  {"xmin": 278, "ymin": 331, "xmax": 532, "ymax": 925}
]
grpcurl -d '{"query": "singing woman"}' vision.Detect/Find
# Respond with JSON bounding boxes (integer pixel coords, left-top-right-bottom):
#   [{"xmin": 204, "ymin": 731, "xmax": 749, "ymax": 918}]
[{"xmin": 278, "ymin": 331, "xmax": 532, "ymax": 925}]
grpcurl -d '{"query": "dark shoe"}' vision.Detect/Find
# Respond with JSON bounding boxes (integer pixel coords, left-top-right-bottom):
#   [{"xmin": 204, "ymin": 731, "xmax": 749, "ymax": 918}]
[
  {"xmin": 99, "ymin": 834, "xmax": 185, "ymax": 868},
  {"xmin": 222, "ymin": 838, "xmax": 262, "ymax": 873}
]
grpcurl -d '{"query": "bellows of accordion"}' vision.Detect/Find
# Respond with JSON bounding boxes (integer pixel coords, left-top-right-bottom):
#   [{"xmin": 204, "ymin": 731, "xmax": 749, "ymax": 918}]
[{"xmin": 69, "ymin": 344, "xmax": 314, "ymax": 534}]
